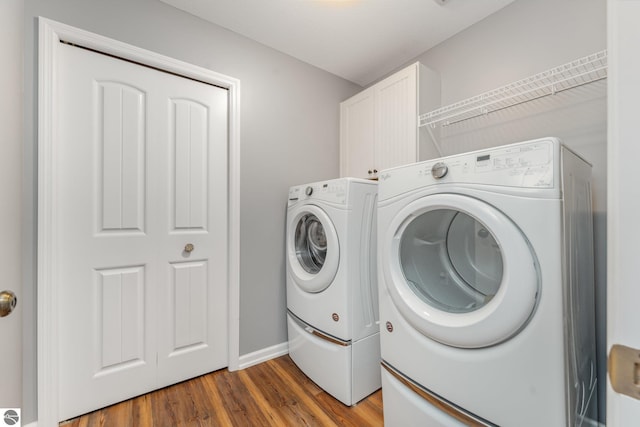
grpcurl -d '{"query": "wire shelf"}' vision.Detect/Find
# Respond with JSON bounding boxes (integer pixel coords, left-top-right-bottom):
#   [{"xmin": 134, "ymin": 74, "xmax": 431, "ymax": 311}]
[{"xmin": 419, "ymin": 50, "xmax": 608, "ymax": 128}]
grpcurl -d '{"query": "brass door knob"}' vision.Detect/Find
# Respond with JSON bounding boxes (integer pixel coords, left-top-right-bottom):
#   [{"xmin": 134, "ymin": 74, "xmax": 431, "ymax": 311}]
[
  {"xmin": 0, "ymin": 290, "xmax": 17, "ymax": 317},
  {"xmin": 184, "ymin": 243, "xmax": 195, "ymax": 253}
]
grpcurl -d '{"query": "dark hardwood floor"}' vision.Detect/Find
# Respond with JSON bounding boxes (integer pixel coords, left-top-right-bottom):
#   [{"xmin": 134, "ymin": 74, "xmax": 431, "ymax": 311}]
[{"xmin": 61, "ymin": 355, "xmax": 384, "ymax": 427}]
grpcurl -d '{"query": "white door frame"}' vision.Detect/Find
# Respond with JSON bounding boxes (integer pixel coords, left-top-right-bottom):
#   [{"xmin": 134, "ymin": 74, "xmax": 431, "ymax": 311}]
[
  {"xmin": 37, "ymin": 17, "xmax": 241, "ymax": 426},
  {"xmin": 607, "ymin": 1, "xmax": 640, "ymax": 425},
  {"xmin": 0, "ymin": 0, "xmax": 23, "ymax": 411}
]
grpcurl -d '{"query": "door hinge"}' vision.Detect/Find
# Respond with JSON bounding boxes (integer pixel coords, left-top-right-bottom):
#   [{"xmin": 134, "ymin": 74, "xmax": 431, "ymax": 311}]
[{"xmin": 609, "ymin": 344, "xmax": 640, "ymax": 400}]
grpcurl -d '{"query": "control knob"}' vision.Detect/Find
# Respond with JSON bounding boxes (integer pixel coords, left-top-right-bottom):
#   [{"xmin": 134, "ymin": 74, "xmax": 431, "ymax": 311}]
[
  {"xmin": 431, "ymin": 162, "xmax": 448, "ymax": 179},
  {"xmin": 305, "ymin": 186, "xmax": 313, "ymax": 196}
]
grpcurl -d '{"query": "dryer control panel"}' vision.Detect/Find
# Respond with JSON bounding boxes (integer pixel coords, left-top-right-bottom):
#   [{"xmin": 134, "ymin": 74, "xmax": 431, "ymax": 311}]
[
  {"xmin": 473, "ymin": 142, "xmax": 551, "ymax": 176},
  {"xmin": 378, "ymin": 137, "xmax": 564, "ymax": 201}
]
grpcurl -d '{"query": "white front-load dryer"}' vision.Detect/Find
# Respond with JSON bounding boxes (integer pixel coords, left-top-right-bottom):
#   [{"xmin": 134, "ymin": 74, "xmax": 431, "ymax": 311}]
[
  {"xmin": 377, "ymin": 138, "xmax": 598, "ymax": 426},
  {"xmin": 286, "ymin": 177, "xmax": 381, "ymax": 406}
]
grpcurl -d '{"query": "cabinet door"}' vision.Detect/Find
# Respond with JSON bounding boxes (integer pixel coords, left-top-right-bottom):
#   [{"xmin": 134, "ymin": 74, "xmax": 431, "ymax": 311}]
[
  {"xmin": 340, "ymin": 89, "xmax": 375, "ymax": 178},
  {"xmin": 374, "ymin": 64, "xmax": 418, "ymax": 172}
]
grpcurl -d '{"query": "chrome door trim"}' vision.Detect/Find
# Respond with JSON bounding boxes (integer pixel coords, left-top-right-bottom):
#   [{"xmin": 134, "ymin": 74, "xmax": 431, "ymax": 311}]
[
  {"xmin": 288, "ymin": 310, "xmax": 350, "ymax": 347},
  {"xmin": 381, "ymin": 360, "xmax": 495, "ymax": 427}
]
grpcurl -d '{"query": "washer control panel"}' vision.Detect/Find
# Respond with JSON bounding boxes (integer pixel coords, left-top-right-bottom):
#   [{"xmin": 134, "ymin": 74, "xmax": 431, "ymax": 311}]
[{"xmin": 288, "ymin": 180, "xmax": 347, "ymax": 206}]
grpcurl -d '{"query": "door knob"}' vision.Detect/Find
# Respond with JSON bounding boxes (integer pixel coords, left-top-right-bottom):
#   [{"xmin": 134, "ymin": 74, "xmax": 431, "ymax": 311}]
[
  {"xmin": 184, "ymin": 243, "xmax": 195, "ymax": 253},
  {"xmin": 0, "ymin": 290, "xmax": 17, "ymax": 317}
]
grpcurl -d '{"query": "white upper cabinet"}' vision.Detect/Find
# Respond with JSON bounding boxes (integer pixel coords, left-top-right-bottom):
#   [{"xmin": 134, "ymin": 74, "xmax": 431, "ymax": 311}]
[
  {"xmin": 340, "ymin": 88, "xmax": 376, "ymax": 179},
  {"xmin": 340, "ymin": 62, "xmax": 440, "ymax": 179}
]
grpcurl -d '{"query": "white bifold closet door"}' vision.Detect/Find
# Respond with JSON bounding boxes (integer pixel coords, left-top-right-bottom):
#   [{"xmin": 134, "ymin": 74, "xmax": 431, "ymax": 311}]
[{"xmin": 56, "ymin": 42, "xmax": 228, "ymax": 421}]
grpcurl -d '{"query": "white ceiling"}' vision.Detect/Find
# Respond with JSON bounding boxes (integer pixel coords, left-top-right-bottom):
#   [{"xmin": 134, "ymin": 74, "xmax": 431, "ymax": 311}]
[{"xmin": 159, "ymin": 0, "xmax": 515, "ymax": 87}]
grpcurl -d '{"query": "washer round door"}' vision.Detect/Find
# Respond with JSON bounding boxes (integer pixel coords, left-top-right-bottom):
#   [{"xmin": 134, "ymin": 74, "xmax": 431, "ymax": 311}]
[
  {"xmin": 382, "ymin": 193, "xmax": 539, "ymax": 348},
  {"xmin": 287, "ymin": 204, "xmax": 340, "ymax": 293}
]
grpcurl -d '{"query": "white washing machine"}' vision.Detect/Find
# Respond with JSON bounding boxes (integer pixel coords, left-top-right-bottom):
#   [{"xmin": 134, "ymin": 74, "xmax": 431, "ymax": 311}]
[
  {"xmin": 286, "ymin": 177, "xmax": 381, "ymax": 406},
  {"xmin": 377, "ymin": 138, "xmax": 598, "ymax": 426}
]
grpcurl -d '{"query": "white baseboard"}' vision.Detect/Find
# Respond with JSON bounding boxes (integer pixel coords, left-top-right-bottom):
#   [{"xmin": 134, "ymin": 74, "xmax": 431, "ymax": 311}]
[{"xmin": 237, "ymin": 341, "xmax": 289, "ymax": 370}]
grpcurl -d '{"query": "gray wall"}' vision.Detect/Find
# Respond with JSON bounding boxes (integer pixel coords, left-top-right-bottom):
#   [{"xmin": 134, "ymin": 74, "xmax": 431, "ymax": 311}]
[
  {"xmin": 405, "ymin": 0, "xmax": 608, "ymax": 421},
  {"xmin": 22, "ymin": 0, "xmax": 359, "ymax": 422}
]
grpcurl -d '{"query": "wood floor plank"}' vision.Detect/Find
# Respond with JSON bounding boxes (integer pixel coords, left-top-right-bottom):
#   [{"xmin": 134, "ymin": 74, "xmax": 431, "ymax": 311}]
[
  {"xmin": 354, "ymin": 390, "xmax": 384, "ymax": 424},
  {"xmin": 199, "ymin": 371, "xmax": 236, "ymax": 426},
  {"xmin": 212, "ymin": 367, "xmax": 273, "ymax": 426},
  {"xmin": 315, "ymin": 390, "xmax": 383, "ymax": 427},
  {"xmin": 236, "ymin": 369, "xmax": 290, "ymax": 425},
  {"xmin": 184, "ymin": 376, "xmax": 218, "ymax": 426},
  {"xmin": 163, "ymin": 382, "xmax": 193, "ymax": 426},
  {"xmin": 251, "ymin": 357, "xmax": 333, "ymax": 426},
  {"xmin": 130, "ymin": 394, "xmax": 154, "ymax": 427},
  {"xmin": 105, "ymin": 398, "xmax": 133, "ymax": 427},
  {"xmin": 63, "ymin": 355, "xmax": 384, "ymax": 426},
  {"xmin": 273, "ymin": 355, "xmax": 325, "ymax": 397},
  {"xmin": 267, "ymin": 357, "xmax": 343, "ymax": 426}
]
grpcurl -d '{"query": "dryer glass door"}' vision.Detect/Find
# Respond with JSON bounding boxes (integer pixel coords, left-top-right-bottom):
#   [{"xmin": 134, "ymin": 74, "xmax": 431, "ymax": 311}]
[
  {"xmin": 383, "ymin": 194, "xmax": 539, "ymax": 348},
  {"xmin": 400, "ymin": 209, "xmax": 503, "ymax": 313},
  {"xmin": 287, "ymin": 204, "xmax": 340, "ymax": 293},
  {"xmin": 295, "ymin": 213, "xmax": 328, "ymax": 274}
]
